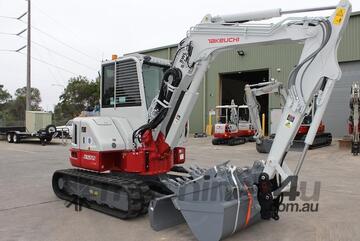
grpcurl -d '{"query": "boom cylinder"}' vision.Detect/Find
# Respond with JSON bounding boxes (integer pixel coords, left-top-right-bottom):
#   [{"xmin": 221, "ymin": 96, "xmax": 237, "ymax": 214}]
[{"xmin": 211, "ymin": 5, "xmax": 337, "ymax": 23}]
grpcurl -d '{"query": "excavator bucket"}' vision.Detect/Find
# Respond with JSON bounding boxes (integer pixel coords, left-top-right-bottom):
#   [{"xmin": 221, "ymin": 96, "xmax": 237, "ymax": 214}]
[
  {"xmin": 149, "ymin": 161, "xmax": 264, "ymax": 241},
  {"xmin": 256, "ymin": 139, "xmax": 273, "ymax": 153}
]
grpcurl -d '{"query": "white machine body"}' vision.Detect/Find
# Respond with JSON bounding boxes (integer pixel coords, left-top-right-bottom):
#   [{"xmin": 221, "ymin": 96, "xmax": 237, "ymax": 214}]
[{"xmin": 71, "ymin": 54, "xmax": 171, "ymax": 152}]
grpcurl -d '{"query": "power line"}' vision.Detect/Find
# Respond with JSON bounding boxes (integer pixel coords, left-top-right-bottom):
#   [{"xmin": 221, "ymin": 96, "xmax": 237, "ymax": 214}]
[
  {"xmin": 0, "ymin": 32, "xmax": 16, "ymax": 35},
  {"xmin": 0, "ymin": 9, "xmax": 96, "ymax": 77},
  {"xmin": 18, "ymin": 52, "xmax": 80, "ymax": 76},
  {"xmin": 32, "ymin": 2, "xmax": 104, "ymax": 55},
  {"xmin": 1, "ymin": 30, "xmax": 97, "ymax": 71},
  {"xmin": 0, "ymin": 45, "xmax": 26, "ymax": 52},
  {"xmin": 18, "ymin": 35, "xmax": 98, "ymax": 71},
  {"xmin": 1, "ymin": 13, "xmax": 99, "ymax": 64},
  {"xmin": 34, "ymin": 44, "xmax": 64, "ymax": 86},
  {"xmin": 0, "ymin": 49, "xmax": 16, "ymax": 52},
  {"xmin": 0, "ymin": 15, "xmax": 17, "ymax": 20},
  {"xmin": 20, "ymin": 21, "xmax": 99, "ymax": 63},
  {"xmin": 46, "ymin": 49, "xmax": 67, "ymax": 85}
]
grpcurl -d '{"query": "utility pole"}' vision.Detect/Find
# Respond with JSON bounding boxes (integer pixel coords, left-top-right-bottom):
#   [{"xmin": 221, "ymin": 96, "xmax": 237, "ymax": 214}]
[{"xmin": 26, "ymin": 0, "xmax": 31, "ymax": 111}]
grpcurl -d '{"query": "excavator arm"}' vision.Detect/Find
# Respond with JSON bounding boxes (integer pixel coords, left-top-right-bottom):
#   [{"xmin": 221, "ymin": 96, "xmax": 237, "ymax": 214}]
[
  {"xmin": 138, "ymin": 0, "xmax": 350, "ymax": 180},
  {"xmin": 245, "ymin": 80, "xmax": 286, "ymax": 142},
  {"xmin": 146, "ymin": 1, "xmax": 351, "ymax": 240}
]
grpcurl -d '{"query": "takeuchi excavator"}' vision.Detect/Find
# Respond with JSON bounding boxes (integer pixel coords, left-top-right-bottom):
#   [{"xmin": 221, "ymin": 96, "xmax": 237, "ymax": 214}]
[
  {"xmin": 52, "ymin": 2, "xmax": 351, "ymax": 241},
  {"xmin": 212, "ymin": 100, "xmax": 255, "ymax": 145},
  {"xmin": 245, "ymin": 80, "xmax": 332, "ymax": 153}
]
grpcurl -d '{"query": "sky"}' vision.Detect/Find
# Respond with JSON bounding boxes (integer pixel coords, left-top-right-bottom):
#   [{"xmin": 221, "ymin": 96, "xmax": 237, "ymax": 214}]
[{"xmin": 0, "ymin": 0, "xmax": 358, "ymax": 111}]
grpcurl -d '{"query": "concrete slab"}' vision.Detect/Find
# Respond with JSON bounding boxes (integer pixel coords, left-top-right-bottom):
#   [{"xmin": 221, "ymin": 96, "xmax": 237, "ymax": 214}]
[{"xmin": 0, "ymin": 138, "xmax": 359, "ymax": 241}]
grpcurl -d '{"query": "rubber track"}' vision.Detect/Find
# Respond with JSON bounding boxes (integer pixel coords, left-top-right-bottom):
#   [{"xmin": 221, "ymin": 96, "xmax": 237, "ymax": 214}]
[
  {"xmin": 212, "ymin": 137, "xmax": 246, "ymax": 146},
  {"xmin": 52, "ymin": 169, "xmax": 153, "ymax": 219},
  {"xmin": 308, "ymin": 133, "xmax": 332, "ymax": 149}
]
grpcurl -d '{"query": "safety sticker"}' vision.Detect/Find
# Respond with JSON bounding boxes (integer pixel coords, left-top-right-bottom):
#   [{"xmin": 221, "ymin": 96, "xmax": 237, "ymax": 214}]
[
  {"xmin": 333, "ymin": 8, "xmax": 346, "ymax": 25},
  {"xmin": 285, "ymin": 114, "xmax": 295, "ymax": 128}
]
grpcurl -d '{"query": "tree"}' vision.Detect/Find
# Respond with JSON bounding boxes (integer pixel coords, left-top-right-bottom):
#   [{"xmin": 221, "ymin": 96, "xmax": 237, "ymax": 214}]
[
  {"xmin": 54, "ymin": 76, "xmax": 99, "ymax": 122},
  {"xmin": 6, "ymin": 87, "xmax": 42, "ymax": 121},
  {"xmin": 0, "ymin": 86, "xmax": 12, "ymax": 123},
  {"xmin": 0, "ymin": 86, "xmax": 42, "ymax": 124},
  {"xmin": 14, "ymin": 86, "xmax": 42, "ymax": 111},
  {"xmin": 0, "ymin": 86, "xmax": 11, "ymax": 105}
]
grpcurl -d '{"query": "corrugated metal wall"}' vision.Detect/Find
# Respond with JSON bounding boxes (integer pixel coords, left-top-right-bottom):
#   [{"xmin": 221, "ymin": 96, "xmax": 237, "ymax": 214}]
[
  {"xmin": 324, "ymin": 61, "xmax": 360, "ymax": 137},
  {"xmin": 139, "ymin": 13, "xmax": 360, "ymax": 133}
]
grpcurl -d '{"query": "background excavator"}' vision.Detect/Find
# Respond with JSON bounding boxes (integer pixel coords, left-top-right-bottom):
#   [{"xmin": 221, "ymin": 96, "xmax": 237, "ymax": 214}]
[
  {"xmin": 245, "ymin": 80, "xmax": 332, "ymax": 153},
  {"xmin": 212, "ymin": 100, "xmax": 255, "ymax": 145},
  {"xmin": 52, "ymin": 2, "xmax": 351, "ymax": 241},
  {"xmin": 349, "ymin": 82, "xmax": 360, "ymax": 155}
]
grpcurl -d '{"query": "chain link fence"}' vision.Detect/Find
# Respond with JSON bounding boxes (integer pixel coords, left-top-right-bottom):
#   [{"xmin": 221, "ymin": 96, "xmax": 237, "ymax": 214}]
[
  {"xmin": 0, "ymin": 119, "xmax": 25, "ymax": 128},
  {"xmin": 0, "ymin": 118, "xmax": 71, "ymax": 128}
]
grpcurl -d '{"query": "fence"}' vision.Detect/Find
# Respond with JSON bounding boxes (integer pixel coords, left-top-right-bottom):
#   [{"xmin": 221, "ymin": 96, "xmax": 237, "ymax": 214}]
[{"xmin": 0, "ymin": 119, "xmax": 25, "ymax": 128}]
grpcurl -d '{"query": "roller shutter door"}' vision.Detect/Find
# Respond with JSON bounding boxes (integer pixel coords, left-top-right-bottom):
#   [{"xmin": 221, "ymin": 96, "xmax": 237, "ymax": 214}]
[{"xmin": 323, "ymin": 61, "xmax": 360, "ymax": 137}]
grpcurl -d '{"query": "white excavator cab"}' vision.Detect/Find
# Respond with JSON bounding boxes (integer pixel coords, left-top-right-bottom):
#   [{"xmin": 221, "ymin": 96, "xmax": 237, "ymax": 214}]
[{"xmin": 100, "ymin": 54, "xmax": 170, "ymax": 129}]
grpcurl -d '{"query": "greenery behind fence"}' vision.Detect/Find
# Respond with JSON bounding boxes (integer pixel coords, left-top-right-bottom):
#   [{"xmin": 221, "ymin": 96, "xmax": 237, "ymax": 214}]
[{"xmin": 0, "ymin": 76, "xmax": 99, "ymax": 127}]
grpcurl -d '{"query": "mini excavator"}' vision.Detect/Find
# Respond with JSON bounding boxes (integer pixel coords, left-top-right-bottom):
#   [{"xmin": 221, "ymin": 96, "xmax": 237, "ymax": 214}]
[{"xmin": 52, "ymin": 2, "xmax": 351, "ymax": 241}]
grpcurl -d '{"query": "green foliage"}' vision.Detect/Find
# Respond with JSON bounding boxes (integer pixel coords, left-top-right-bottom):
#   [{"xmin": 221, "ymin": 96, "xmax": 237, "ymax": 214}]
[
  {"xmin": 0, "ymin": 86, "xmax": 42, "ymax": 125},
  {"xmin": 0, "ymin": 86, "xmax": 11, "ymax": 104},
  {"xmin": 0, "ymin": 86, "xmax": 12, "ymax": 123},
  {"xmin": 54, "ymin": 76, "xmax": 99, "ymax": 122}
]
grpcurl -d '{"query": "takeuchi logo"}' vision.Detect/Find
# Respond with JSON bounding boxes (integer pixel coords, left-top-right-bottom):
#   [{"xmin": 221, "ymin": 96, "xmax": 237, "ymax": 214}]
[{"xmin": 208, "ymin": 37, "xmax": 240, "ymax": 44}]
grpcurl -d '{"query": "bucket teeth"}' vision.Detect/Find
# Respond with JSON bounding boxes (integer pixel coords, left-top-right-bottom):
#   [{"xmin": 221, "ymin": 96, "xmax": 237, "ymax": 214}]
[
  {"xmin": 167, "ymin": 179, "xmax": 181, "ymax": 186},
  {"xmin": 175, "ymin": 177, "xmax": 186, "ymax": 184},
  {"xmin": 188, "ymin": 165, "xmax": 206, "ymax": 177}
]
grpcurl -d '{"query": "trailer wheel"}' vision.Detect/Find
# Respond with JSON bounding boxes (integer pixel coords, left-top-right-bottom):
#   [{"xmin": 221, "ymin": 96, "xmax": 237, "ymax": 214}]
[
  {"xmin": 6, "ymin": 133, "xmax": 13, "ymax": 143},
  {"xmin": 13, "ymin": 133, "xmax": 21, "ymax": 143},
  {"xmin": 40, "ymin": 138, "xmax": 46, "ymax": 146},
  {"xmin": 46, "ymin": 125, "xmax": 56, "ymax": 134}
]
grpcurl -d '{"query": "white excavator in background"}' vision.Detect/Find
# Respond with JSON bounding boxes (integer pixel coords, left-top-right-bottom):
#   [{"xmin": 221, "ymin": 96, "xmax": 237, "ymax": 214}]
[
  {"xmin": 245, "ymin": 80, "xmax": 286, "ymax": 153},
  {"xmin": 245, "ymin": 80, "xmax": 332, "ymax": 153},
  {"xmin": 212, "ymin": 100, "xmax": 255, "ymax": 145},
  {"xmin": 349, "ymin": 82, "xmax": 360, "ymax": 155},
  {"xmin": 52, "ymin": 2, "xmax": 351, "ymax": 241}
]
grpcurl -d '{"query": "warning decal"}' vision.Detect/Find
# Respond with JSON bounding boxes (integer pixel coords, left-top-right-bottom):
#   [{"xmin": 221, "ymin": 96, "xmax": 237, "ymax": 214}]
[
  {"xmin": 285, "ymin": 114, "xmax": 295, "ymax": 128},
  {"xmin": 333, "ymin": 8, "xmax": 346, "ymax": 25}
]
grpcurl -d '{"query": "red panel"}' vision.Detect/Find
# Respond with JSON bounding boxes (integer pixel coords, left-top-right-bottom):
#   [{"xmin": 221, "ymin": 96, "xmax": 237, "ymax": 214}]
[
  {"xmin": 298, "ymin": 123, "xmax": 325, "ymax": 136},
  {"xmin": 69, "ymin": 148, "xmax": 122, "ymax": 172},
  {"xmin": 297, "ymin": 125, "xmax": 309, "ymax": 135},
  {"xmin": 69, "ymin": 130, "xmax": 184, "ymax": 175},
  {"xmin": 121, "ymin": 151, "xmax": 146, "ymax": 173},
  {"xmin": 70, "ymin": 149, "xmax": 81, "ymax": 167}
]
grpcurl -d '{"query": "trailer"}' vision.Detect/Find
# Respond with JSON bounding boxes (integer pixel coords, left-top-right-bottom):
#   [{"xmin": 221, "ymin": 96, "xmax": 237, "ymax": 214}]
[
  {"xmin": 0, "ymin": 111, "xmax": 57, "ymax": 144},
  {"xmin": 1, "ymin": 125, "xmax": 57, "ymax": 144}
]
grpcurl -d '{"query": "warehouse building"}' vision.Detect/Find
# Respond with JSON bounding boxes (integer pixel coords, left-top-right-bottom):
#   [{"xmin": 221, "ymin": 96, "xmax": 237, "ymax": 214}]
[{"xmin": 135, "ymin": 12, "xmax": 360, "ymax": 137}]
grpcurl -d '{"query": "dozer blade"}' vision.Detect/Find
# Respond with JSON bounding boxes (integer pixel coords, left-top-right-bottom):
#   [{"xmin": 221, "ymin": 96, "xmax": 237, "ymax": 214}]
[
  {"xmin": 149, "ymin": 194, "xmax": 185, "ymax": 231},
  {"xmin": 150, "ymin": 161, "xmax": 264, "ymax": 241}
]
